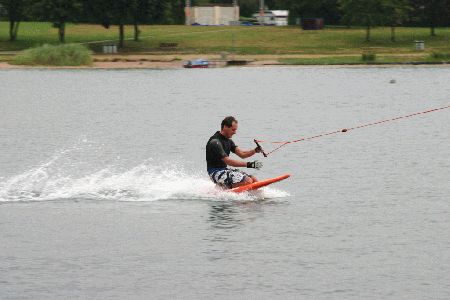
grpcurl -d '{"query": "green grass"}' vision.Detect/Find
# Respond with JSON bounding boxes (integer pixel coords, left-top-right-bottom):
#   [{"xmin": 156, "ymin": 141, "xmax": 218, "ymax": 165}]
[
  {"xmin": 279, "ymin": 54, "xmax": 450, "ymax": 65},
  {"xmin": 1, "ymin": 22, "xmax": 450, "ymax": 58},
  {"xmin": 12, "ymin": 43, "xmax": 92, "ymax": 66}
]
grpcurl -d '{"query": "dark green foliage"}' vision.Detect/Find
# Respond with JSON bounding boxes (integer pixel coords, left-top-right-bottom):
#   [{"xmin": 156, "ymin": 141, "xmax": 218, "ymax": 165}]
[
  {"xmin": 339, "ymin": 0, "xmax": 385, "ymax": 41},
  {"xmin": 276, "ymin": 0, "xmax": 340, "ymax": 24},
  {"xmin": 238, "ymin": 0, "xmax": 258, "ymax": 18},
  {"xmin": 411, "ymin": 0, "xmax": 450, "ymax": 35},
  {"xmin": 164, "ymin": 0, "xmax": 186, "ymax": 25}
]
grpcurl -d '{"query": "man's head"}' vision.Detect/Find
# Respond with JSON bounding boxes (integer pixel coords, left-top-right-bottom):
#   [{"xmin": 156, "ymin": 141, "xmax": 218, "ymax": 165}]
[{"xmin": 220, "ymin": 116, "xmax": 238, "ymax": 138}]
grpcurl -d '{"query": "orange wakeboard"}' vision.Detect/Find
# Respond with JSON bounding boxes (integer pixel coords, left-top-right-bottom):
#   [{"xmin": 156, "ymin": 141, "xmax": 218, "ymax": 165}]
[{"xmin": 229, "ymin": 174, "xmax": 291, "ymax": 193}]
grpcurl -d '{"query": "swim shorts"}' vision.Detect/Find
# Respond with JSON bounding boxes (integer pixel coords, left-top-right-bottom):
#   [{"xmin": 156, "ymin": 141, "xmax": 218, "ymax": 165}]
[{"xmin": 208, "ymin": 168, "xmax": 250, "ymax": 189}]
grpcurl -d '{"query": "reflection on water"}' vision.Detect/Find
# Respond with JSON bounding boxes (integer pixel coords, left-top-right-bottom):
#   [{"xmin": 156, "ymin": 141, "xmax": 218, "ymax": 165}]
[
  {"xmin": 207, "ymin": 200, "xmax": 271, "ymax": 229},
  {"xmin": 209, "ymin": 202, "xmax": 243, "ymax": 229}
]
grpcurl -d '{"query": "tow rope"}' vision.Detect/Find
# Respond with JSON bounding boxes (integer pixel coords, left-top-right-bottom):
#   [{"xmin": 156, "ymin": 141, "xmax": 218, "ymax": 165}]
[{"xmin": 254, "ymin": 104, "xmax": 450, "ymax": 157}]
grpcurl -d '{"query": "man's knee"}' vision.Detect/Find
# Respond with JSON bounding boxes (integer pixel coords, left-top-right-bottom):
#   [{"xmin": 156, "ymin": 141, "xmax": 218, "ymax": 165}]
[
  {"xmin": 243, "ymin": 176, "xmax": 253, "ymax": 184},
  {"xmin": 244, "ymin": 176, "xmax": 257, "ymax": 184}
]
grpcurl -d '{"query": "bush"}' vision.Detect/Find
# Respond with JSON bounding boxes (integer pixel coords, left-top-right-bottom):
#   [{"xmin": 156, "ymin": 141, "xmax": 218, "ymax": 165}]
[
  {"xmin": 361, "ymin": 52, "xmax": 376, "ymax": 62},
  {"xmin": 430, "ymin": 52, "xmax": 450, "ymax": 60},
  {"xmin": 12, "ymin": 44, "xmax": 93, "ymax": 66}
]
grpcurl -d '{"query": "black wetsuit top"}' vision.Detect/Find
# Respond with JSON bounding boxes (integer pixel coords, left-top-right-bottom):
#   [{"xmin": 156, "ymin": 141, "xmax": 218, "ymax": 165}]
[{"xmin": 206, "ymin": 131, "xmax": 237, "ymax": 170}]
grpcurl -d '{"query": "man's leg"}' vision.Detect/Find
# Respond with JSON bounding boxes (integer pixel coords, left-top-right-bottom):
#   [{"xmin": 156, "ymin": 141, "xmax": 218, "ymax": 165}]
[{"xmin": 231, "ymin": 175, "xmax": 258, "ymax": 188}]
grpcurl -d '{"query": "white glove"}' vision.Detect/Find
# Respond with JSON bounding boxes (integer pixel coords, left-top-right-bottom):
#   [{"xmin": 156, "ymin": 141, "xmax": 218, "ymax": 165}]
[{"xmin": 247, "ymin": 160, "xmax": 263, "ymax": 170}]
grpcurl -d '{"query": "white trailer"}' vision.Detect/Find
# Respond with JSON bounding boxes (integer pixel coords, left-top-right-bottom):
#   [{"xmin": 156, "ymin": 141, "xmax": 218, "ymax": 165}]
[{"xmin": 254, "ymin": 10, "xmax": 289, "ymax": 26}]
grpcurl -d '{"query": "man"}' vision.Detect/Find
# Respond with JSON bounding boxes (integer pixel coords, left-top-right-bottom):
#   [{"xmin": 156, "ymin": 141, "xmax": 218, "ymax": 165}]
[{"xmin": 206, "ymin": 116, "xmax": 263, "ymax": 189}]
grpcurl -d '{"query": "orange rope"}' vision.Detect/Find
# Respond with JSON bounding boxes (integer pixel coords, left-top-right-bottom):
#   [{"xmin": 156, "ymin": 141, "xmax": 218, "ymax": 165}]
[{"xmin": 256, "ymin": 104, "xmax": 450, "ymax": 156}]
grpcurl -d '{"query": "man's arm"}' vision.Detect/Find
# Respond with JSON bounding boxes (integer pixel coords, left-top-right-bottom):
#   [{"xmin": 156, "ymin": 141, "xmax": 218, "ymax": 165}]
[
  {"xmin": 222, "ymin": 156, "xmax": 247, "ymax": 168},
  {"xmin": 223, "ymin": 156, "xmax": 262, "ymax": 169},
  {"xmin": 234, "ymin": 147, "xmax": 259, "ymax": 159}
]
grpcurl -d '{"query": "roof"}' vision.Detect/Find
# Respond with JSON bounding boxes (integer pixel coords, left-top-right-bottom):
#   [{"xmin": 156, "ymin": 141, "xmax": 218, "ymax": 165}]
[
  {"xmin": 270, "ymin": 10, "xmax": 289, "ymax": 17},
  {"xmin": 191, "ymin": 4, "xmax": 235, "ymax": 7}
]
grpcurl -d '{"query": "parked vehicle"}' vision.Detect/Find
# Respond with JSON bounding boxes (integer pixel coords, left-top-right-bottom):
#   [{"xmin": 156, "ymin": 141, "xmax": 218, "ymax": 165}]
[{"xmin": 183, "ymin": 59, "xmax": 209, "ymax": 68}]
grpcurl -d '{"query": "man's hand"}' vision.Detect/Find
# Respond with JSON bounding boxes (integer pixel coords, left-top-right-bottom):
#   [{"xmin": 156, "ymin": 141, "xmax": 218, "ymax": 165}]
[
  {"xmin": 254, "ymin": 145, "xmax": 262, "ymax": 153},
  {"xmin": 247, "ymin": 160, "xmax": 263, "ymax": 170}
]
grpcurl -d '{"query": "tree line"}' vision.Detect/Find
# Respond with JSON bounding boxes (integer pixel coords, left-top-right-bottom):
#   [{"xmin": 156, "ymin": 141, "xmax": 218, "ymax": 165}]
[
  {"xmin": 0, "ymin": 0, "xmax": 185, "ymax": 46},
  {"xmin": 1, "ymin": 0, "xmax": 449, "ymax": 46},
  {"xmin": 239, "ymin": 0, "xmax": 450, "ymax": 40}
]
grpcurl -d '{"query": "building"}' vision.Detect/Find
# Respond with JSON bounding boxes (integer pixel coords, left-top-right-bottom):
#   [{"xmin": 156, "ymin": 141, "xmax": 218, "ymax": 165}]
[
  {"xmin": 253, "ymin": 10, "xmax": 289, "ymax": 26},
  {"xmin": 185, "ymin": 4, "xmax": 240, "ymax": 26}
]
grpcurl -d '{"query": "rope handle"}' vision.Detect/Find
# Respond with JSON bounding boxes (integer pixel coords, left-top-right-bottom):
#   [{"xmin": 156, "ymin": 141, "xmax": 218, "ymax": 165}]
[{"xmin": 254, "ymin": 139, "xmax": 267, "ymax": 157}]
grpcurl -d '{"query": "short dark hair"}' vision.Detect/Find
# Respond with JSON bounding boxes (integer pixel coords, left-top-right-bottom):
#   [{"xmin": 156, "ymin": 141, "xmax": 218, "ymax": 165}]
[{"xmin": 221, "ymin": 116, "xmax": 237, "ymax": 129}]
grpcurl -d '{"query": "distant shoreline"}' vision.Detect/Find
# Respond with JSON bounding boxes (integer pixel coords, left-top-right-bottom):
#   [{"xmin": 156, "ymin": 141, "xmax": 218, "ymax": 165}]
[
  {"xmin": 1, "ymin": 59, "xmax": 449, "ymax": 70},
  {"xmin": 1, "ymin": 24, "xmax": 449, "ymax": 69}
]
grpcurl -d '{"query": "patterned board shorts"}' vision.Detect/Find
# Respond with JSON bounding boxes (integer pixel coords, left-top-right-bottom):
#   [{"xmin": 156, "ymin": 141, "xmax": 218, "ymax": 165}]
[{"xmin": 208, "ymin": 168, "xmax": 250, "ymax": 189}]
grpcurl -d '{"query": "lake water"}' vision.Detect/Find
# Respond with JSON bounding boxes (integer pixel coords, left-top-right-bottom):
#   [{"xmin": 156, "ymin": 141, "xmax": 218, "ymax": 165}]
[{"xmin": 1, "ymin": 67, "xmax": 449, "ymax": 299}]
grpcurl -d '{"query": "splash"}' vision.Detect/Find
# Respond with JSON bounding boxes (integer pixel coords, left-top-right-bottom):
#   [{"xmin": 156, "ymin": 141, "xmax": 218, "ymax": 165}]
[{"xmin": 0, "ymin": 157, "xmax": 290, "ymax": 203}]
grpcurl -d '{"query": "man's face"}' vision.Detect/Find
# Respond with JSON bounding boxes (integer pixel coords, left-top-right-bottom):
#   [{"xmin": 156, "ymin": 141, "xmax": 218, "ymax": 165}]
[{"xmin": 222, "ymin": 122, "xmax": 238, "ymax": 138}]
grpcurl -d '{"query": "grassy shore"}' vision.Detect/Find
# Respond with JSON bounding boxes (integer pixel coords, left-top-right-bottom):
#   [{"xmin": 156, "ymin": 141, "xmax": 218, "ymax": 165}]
[{"xmin": 1, "ymin": 22, "xmax": 449, "ymax": 65}]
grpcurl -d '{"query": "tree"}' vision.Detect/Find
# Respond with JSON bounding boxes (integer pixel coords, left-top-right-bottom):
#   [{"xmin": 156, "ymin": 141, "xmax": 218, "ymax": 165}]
[
  {"xmin": 382, "ymin": 0, "xmax": 411, "ymax": 42},
  {"xmin": 148, "ymin": 0, "xmax": 166, "ymax": 23},
  {"xmin": 131, "ymin": 0, "xmax": 150, "ymax": 41},
  {"xmin": 409, "ymin": 0, "xmax": 450, "ymax": 35},
  {"xmin": 283, "ymin": 0, "xmax": 324, "ymax": 19},
  {"xmin": 273, "ymin": 0, "xmax": 340, "ymax": 25},
  {"xmin": 238, "ymin": 0, "xmax": 258, "ymax": 18},
  {"xmin": 422, "ymin": 0, "xmax": 449, "ymax": 36},
  {"xmin": 32, "ymin": 0, "xmax": 83, "ymax": 43},
  {"xmin": 114, "ymin": 0, "xmax": 133, "ymax": 47},
  {"xmin": 87, "ymin": 0, "xmax": 135, "ymax": 48},
  {"xmin": 87, "ymin": 0, "xmax": 174, "ymax": 47},
  {"xmin": 164, "ymin": 0, "xmax": 185, "ymax": 24},
  {"xmin": 122, "ymin": 0, "xmax": 182, "ymax": 44},
  {"xmin": 339, "ymin": 0, "xmax": 385, "ymax": 41},
  {"xmin": 0, "ymin": 0, "xmax": 28, "ymax": 41}
]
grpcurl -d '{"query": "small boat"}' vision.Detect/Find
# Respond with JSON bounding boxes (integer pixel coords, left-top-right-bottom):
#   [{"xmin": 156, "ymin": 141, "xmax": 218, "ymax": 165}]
[{"xmin": 183, "ymin": 59, "xmax": 209, "ymax": 68}]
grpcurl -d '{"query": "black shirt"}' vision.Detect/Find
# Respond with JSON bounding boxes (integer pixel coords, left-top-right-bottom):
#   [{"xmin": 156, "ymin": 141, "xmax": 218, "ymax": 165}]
[{"xmin": 206, "ymin": 131, "xmax": 237, "ymax": 169}]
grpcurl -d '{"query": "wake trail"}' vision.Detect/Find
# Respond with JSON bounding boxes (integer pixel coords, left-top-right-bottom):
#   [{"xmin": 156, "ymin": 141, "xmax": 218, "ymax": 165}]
[{"xmin": 0, "ymin": 157, "xmax": 289, "ymax": 203}]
